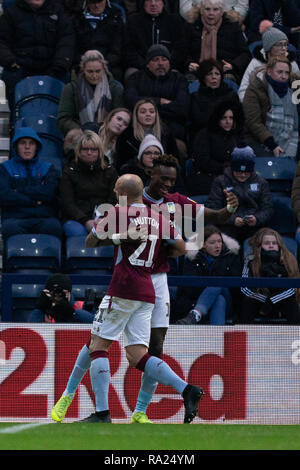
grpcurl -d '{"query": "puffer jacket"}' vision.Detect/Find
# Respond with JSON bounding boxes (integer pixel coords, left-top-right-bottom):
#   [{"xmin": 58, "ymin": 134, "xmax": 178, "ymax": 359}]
[
  {"xmin": 206, "ymin": 167, "xmax": 274, "ymax": 226},
  {"xmin": 0, "ymin": 0, "xmax": 75, "ymax": 74},
  {"xmin": 58, "ymin": 158, "xmax": 118, "ymax": 224},
  {"xmin": 0, "ymin": 127, "xmax": 60, "ymax": 220}
]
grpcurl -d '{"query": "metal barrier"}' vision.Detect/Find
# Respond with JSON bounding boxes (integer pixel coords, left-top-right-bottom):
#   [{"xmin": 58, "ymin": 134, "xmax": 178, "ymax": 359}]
[{"xmin": 2, "ymin": 273, "xmax": 300, "ymax": 322}]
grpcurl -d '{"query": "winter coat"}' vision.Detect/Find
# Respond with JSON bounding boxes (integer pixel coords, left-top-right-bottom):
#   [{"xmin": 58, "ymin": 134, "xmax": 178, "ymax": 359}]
[
  {"xmin": 124, "ymin": 9, "xmax": 187, "ymax": 71},
  {"xmin": 173, "ymin": 233, "xmax": 242, "ymax": 318},
  {"xmin": 125, "ymin": 67, "xmax": 190, "ymax": 140},
  {"xmin": 291, "ymin": 159, "xmax": 300, "ymax": 224},
  {"xmin": 57, "ymin": 74, "xmax": 125, "ymax": 136},
  {"xmin": 73, "ymin": 5, "xmax": 124, "ymax": 74},
  {"xmin": 185, "ymin": 14, "xmax": 251, "ymax": 82},
  {"xmin": 189, "ymin": 127, "xmax": 239, "ymax": 194},
  {"xmin": 206, "ymin": 167, "xmax": 274, "ymax": 226},
  {"xmin": 189, "ymin": 81, "xmax": 240, "ymax": 135},
  {"xmin": 238, "ymin": 47, "xmax": 300, "ymax": 102},
  {"xmin": 58, "ymin": 158, "xmax": 118, "ymax": 224},
  {"xmin": 243, "ymin": 67, "xmax": 298, "ymax": 150},
  {"xmin": 0, "ymin": 0, "xmax": 75, "ymax": 74},
  {"xmin": 0, "ymin": 128, "xmax": 60, "ymax": 221},
  {"xmin": 248, "ymin": 0, "xmax": 300, "ymax": 38}
]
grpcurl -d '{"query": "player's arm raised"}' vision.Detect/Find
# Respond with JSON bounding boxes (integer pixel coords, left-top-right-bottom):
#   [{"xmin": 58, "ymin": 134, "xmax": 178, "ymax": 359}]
[{"xmin": 204, "ymin": 190, "xmax": 239, "ymax": 224}]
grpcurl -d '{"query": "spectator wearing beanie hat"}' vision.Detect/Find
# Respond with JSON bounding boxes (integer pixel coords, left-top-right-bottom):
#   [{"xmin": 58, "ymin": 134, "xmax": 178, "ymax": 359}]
[
  {"xmin": 124, "ymin": 0, "xmax": 187, "ymax": 80},
  {"xmin": 120, "ymin": 134, "xmax": 164, "ymax": 185},
  {"xmin": 125, "ymin": 43, "xmax": 190, "ymax": 160},
  {"xmin": 206, "ymin": 143, "xmax": 274, "ymax": 243},
  {"xmin": 239, "ymin": 20, "xmax": 300, "ymax": 101},
  {"xmin": 27, "ymin": 273, "xmax": 95, "ymax": 323}
]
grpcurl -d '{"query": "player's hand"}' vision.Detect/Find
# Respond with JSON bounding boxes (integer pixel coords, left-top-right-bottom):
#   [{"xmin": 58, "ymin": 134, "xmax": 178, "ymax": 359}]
[
  {"xmin": 122, "ymin": 225, "xmax": 148, "ymax": 243},
  {"xmin": 224, "ymin": 189, "xmax": 238, "ymax": 209}
]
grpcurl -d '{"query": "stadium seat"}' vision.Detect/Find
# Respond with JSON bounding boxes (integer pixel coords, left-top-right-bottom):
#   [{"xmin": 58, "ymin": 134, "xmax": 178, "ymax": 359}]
[
  {"xmin": 14, "ymin": 114, "xmax": 64, "ymax": 144},
  {"xmin": 5, "ymin": 234, "xmax": 62, "ymax": 273},
  {"xmin": 188, "ymin": 78, "xmax": 239, "ymax": 94},
  {"xmin": 64, "ymin": 236, "xmax": 114, "ymax": 273},
  {"xmin": 11, "ymin": 283, "xmax": 44, "ymax": 322},
  {"xmin": 243, "ymin": 235, "xmax": 297, "ymax": 259},
  {"xmin": 37, "ymin": 136, "xmax": 64, "ymax": 174},
  {"xmin": 13, "ymin": 75, "xmax": 65, "ymax": 122},
  {"xmin": 254, "ymin": 157, "xmax": 296, "ymax": 195},
  {"xmin": 268, "ymin": 194, "xmax": 297, "ymax": 236}
]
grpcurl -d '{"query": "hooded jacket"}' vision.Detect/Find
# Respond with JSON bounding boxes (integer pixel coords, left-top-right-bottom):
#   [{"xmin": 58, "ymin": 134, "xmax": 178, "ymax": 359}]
[
  {"xmin": 0, "ymin": 0, "xmax": 75, "ymax": 74},
  {"xmin": 0, "ymin": 127, "xmax": 60, "ymax": 220},
  {"xmin": 173, "ymin": 233, "xmax": 242, "ymax": 319}
]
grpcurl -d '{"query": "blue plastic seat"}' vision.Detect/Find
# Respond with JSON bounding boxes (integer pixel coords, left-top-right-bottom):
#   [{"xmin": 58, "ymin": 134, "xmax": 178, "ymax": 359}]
[
  {"xmin": 14, "ymin": 114, "xmax": 63, "ymax": 144},
  {"xmin": 5, "ymin": 234, "xmax": 62, "ymax": 273},
  {"xmin": 37, "ymin": 137, "xmax": 64, "ymax": 174},
  {"xmin": 188, "ymin": 78, "xmax": 239, "ymax": 94},
  {"xmin": 243, "ymin": 235, "xmax": 297, "ymax": 259},
  {"xmin": 13, "ymin": 75, "xmax": 65, "ymax": 122},
  {"xmin": 268, "ymin": 195, "xmax": 297, "ymax": 236},
  {"xmin": 64, "ymin": 236, "xmax": 114, "ymax": 273},
  {"xmin": 254, "ymin": 157, "xmax": 296, "ymax": 195}
]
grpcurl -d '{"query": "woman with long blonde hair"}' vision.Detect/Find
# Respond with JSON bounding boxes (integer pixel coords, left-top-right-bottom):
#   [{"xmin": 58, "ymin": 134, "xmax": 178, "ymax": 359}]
[
  {"xmin": 116, "ymin": 99, "xmax": 179, "ymax": 171},
  {"xmin": 240, "ymin": 227, "xmax": 300, "ymax": 324},
  {"xmin": 59, "ymin": 130, "xmax": 118, "ymax": 238}
]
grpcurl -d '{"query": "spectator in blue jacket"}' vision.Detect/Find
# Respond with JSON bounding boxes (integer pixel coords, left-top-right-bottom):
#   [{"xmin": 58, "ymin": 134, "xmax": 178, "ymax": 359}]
[{"xmin": 0, "ymin": 127, "xmax": 63, "ymax": 241}]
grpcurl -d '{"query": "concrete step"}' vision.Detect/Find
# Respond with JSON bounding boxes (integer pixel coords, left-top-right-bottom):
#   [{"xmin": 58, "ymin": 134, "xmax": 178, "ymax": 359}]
[
  {"xmin": 0, "ymin": 155, "xmax": 8, "ymax": 163},
  {"xmin": 0, "ymin": 116, "xmax": 9, "ymax": 136},
  {"xmin": 0, "ymin": 137, "xmax": 9, "ymax": 150}
]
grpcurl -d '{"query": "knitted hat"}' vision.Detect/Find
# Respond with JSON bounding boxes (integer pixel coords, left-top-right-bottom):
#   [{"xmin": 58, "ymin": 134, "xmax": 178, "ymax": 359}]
[
  {"xmin": 137, "ymin": 134, "xmax": 164, "ymax": 160},
  {"xmin": 146, "ymin": 44, "xmax": 171, "ymax": 64},
  {"xmin": 259, "ymin": 20, "xmax": 288, "ymax": 53},
  {"xmin": 45, "ymin": 274, "xmax": 72, "ymax": 292},
  {"xmin": 231, "ymin": 144, "xmax": 256, "ymax": 172}
]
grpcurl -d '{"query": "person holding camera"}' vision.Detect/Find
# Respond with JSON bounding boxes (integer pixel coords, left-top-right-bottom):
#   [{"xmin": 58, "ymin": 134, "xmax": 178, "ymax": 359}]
[
  {"xmin": 27, "ymin": 273, "xmax": 95, "ymax": 323},
  {"xmin": 206, "ymin": 144, "xmax": 274, "ymax": 244}
]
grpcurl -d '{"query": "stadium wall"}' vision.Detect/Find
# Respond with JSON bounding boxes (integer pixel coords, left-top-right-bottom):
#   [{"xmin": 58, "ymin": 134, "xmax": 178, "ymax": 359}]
[{"xmin": 0, "ymin": 324, "xmax": 299, "ymax": 424}]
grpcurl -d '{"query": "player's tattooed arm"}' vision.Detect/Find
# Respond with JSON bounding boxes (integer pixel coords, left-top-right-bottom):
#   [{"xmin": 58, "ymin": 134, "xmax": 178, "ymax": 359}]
[{"xmin": 204, "ymin": 190, "xmax": 238, "ymax": 224}]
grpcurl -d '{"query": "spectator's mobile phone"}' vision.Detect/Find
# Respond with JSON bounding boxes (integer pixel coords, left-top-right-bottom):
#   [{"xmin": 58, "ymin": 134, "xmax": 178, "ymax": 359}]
[{"xmin": 243, "ymin": 215, "xmax": 252, "ymax": 220}]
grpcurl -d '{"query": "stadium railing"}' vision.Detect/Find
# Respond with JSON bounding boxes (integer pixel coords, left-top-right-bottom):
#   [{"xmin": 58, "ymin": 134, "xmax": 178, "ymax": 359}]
[{"xmin": 2, "ymin": 273, "xmax": 300, "ymax": 321}]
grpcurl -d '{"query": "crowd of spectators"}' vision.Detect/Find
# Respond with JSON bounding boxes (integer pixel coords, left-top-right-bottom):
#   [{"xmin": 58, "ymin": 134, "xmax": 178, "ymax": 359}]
[{"xmin": 1, "ymin": 0, "xmax": 300, "ymax": 324}]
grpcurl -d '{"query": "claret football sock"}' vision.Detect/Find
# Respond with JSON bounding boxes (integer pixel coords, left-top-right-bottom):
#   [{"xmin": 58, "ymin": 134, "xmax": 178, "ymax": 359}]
[{"xmin": 65, "ymin": 344, "xmax": 91, "ymax": 395}]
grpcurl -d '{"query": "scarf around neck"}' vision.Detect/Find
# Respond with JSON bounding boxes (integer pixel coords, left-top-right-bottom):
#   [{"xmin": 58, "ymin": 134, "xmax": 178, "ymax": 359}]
[
  {"xmin": 76, "ymin": 72, "xmax": 112, "ymax": 127},
  {"xmin": 266, "ymin": 73, "xmax": 289, "ymax": 98},
  {"xmin": 200, "ymin": 15, "xmax": 223, "ymax": 62}
]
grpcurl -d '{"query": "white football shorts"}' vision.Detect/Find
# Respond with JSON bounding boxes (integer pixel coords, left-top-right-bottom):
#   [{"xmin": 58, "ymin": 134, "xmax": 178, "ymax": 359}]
[
  {"xmin": 91, "ymin": 295, "xmax": 153, "ymax": 347},
  {"xmin": 151, "ymin": 273, "xmax": 170, "ymax": 328}
]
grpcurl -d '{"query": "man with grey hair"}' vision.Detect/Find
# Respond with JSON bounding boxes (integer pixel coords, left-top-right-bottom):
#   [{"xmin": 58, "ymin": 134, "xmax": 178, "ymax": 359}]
[{"xmin": 185, "ymin": 0, "xmax": 251, "ymax": 83}]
